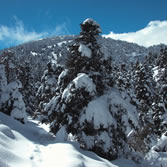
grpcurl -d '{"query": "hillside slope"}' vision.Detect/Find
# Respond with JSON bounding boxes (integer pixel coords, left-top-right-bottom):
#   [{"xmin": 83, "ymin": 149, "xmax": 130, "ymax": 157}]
[
  {"xmin": 0, "ymin": 112, "xmax": 140, "ymax": 167},
  {"xmin": 0, "ymin": 35, "xmax": 164, "ymax": 82}
]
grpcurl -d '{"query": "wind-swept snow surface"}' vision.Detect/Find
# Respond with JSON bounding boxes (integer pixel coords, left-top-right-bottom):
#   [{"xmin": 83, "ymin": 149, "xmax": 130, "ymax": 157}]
[{"xmin": 0, "ymin": 112, "xmax": 141, "ymax": 167}]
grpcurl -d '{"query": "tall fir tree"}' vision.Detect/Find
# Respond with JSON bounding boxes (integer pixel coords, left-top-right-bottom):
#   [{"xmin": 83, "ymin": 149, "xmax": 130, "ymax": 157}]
[
  {"xmin": 38, "ymin": 19, "xmax": 125, "ymax": 160},
  {"xmin": 0, "ymin": 51, "xmax": 27, "ymax": 123}
]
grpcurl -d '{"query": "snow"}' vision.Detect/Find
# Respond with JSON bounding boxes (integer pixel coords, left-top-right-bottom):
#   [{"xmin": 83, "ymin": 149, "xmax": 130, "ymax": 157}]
[
  {"xmin": 80, "ymin": 95, "xmax": 115, "ymax": 129},
  {"xmin": 112, "ymin": 159, "xmax": 141, "ymax": 167},
  {"xmin": 55, "ymin": 126, "xmax": 68, "ymax": 142},
  {"xmin": 0, "ymin": 124, "xmax": 15, "ymax": 139},
  {"xmin": 152, "ymin": 66, "xmax": 165, "ymax": 82},
  {"xmin": 0, "ymin": 112, "xmax": 140, "ymax": 167},
  {"xmin": 143, "ymin": 133, "xmax": 167, "ymax": 167},
  {"xmin": 98, "ymin": 37, "xmax": 111, "ymax": 60},
  {"xmin": 57, "ymin": 69, "xmax": 68, "ymax": 86},
  {"xmin": 82, "ymin": 18, "xmax": 102, "ymax": 33},
  {"xmin": 11, "ymin": 108, "xmax": 27, "ymax": 123},
  {"xmin": 152, "ymin": 66, "xmax": 159, "ymax": 81},
  {"xmin": 83, "ymin": 18, "xmax": 96, "ymax": 25},
  {"xmin": 30, "ymin": 51, "xmax": 38, "ymax": 56},
  {"xmin": 57, "ymin": 41, "xmax": 67, "ymax": 47},
  {"xmin": 8, "ymin": 81, "xmax": 21, "ymax": 90},
  {"xmin": 78, "ymin": 44, "xmax": 92, "ymax": 58},
  {"xmin": 130, "ymin": 52, "xmax": 136, "ymax": 57},
  {"xmin": 62, "ymin": 73, "xmax": 96, "ymax": 103},
  {"xmin": 145, "ymin": 150, "xmax": 167, "ymax": 167},
  {"xmin": 47, "ymin": 46, "xmax": 52, "ymax": 49},
  {"xmin": 62, "ymin": 85, "xmax": 72, "ymax": 100},
  {"xmin": 46, "ymin": 77, "xmax": 57, "ymax": 86},
  {"xmin": 7, "ymin": 81, "xmax": 27, "ymax": 123},
  {"xmin": 108, "ymin": 89, "xmax": 139, "ymax": 133},
  {"xmin": 0, "ymin": 92, "xmax": 9, "ymax": 104},
  {"xmin": 73, "ymin": 73, "xmax": 96, "ymax": 95},
  {"xmin": 0, "ymin": 66, "xmax": 27, "ymax": 123},
  {"xmin": 51, "ymin": 52, "xmax": 57, "ymax": 61},
  {"xmin": 127, "ymin": 130, "xmax": 135, "ymax": 139}
]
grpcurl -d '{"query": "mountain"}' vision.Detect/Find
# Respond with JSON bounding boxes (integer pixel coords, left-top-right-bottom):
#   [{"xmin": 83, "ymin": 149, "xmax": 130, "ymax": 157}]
[{"xmin": 0, "ymin": 35, "xmax": 164, "ymax": 82}]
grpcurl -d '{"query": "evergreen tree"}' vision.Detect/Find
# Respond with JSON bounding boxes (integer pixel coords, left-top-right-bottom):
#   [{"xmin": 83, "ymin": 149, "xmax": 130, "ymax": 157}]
[
  {"xmin": 35, "ymin": 61, "xmax": 63, "ymax": 122},
  {"xmin": 133, "ymin": 63, "xmax": 155, "ymax": 107},
  {"xmin": 16, "ymin": 62, "xmax": 36, "ymax": 115},
  {"xmin": 39, "ymin": 19, "xmax": 118, "ymax": 160},
  {"xmin": 156, "ymin": 47, "xmax": 167, "ymax": 68},
  {"xmin": 151, "ymin": 47, "xmax": 167, "ymax": 136},
  {"xmin": 47, "ymin": 18, "xmax": 107, "ymax": 132},
  {"xmin": 0, "ymin": 51, "xmax": 27, "ymax": 123},
  {"xmin": 65, "ymin": 18, "xmax": 112, "ymax": 95}
]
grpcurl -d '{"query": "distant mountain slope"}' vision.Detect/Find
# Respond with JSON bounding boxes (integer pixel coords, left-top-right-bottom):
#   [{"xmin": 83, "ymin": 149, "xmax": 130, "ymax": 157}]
[{"xmin": 0, "ymin": 35, "xmax": 164, "ymax": 82}]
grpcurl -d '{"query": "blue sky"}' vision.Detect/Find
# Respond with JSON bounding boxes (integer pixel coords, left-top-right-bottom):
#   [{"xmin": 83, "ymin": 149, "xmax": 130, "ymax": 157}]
[{"xmin": 0, "ymin": 0, "xmax": 167, "ymax": 49}]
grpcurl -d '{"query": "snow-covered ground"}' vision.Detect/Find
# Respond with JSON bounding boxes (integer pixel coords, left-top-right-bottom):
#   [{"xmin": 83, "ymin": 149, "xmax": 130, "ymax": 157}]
[{"xmin": 0, "ymin": 112, "xmax": 141, "ymax": 167}]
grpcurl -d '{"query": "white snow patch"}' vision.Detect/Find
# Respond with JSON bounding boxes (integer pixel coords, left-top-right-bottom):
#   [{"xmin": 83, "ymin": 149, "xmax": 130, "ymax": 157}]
[
  {"xmin": 55, "ymin": 126, "xmax": 68, "ymax": 142},
  {"xmin": 0, "ymin": 92, "xmax": 9, "ymax": 104},
  {"xmin": 152, "ymin": 66, "xmax": 159, "ymax": 81},
  {"xmin": 78, "ymin": 44, "xmax": 92, "ymax": 58},
  {"xmin": 145, "ymin": 150, "xmax": 167, "ymax": 167},
  {"xmin": 57, "ymin": 41, "xmax": 67, "ymax": 47},
  {"xmin": 153, "ymin": 66, "xmax": 165, "ymax": 82},
  {"xmin": 0, "ymin": 112, "xmax": 140, "ymax": 167},
  {"xmin": 108, "ymin": 89, "xmax": 139, "ymax": 134},
  {"xmin": 80, "ymin": 95, "xmax": 115, "ymax": 129},
  {"xmin": 47, "ymin": 45, "xmax": 52, "ymax": 49},
  {"xmin": 57, "ymin": 69, "xmax": 68, "ymax": 86},
  {"xmin": 30, "ymin": 51, "xmax": 38, "ymax": 56},
  {"xmin": 11, "ymin": 108, "xmax": 27, "ymax": 123},
  {"xmin": 51, "ymin": 52, "xmax": 57, "ymax": 61},
  {"xmin": 62, "ymin": 85, "xmax": 72, "ymax": 100},
  {"xmin": 131, "ymin": 52, "xmax": 137, "ymax": 57},
  {"xmin": 0, "ymin": 124, "xmax": 15, "ymax": 139},
  {"xmin": 73, "ymin": 73, "xmax": 96, "ymax": 95}
]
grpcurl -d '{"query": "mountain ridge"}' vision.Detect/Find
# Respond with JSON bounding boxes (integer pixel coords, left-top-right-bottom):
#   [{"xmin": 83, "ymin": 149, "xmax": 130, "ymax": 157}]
[{"xmin": 0, "ymin": 35, "xmax": 165, "ymax": 82}]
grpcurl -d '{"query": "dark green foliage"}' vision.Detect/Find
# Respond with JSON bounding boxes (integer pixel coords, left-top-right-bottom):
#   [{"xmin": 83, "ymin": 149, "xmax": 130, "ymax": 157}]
[
  {"xmin": 156, "ymin": 47, "xmax": 167, "ymax": 68},
  {"xmin": 80, "ymin": 19, "xmax": 102, "ymax": 36},
  {"xmin": 0, "ymin": 51, "xmax": 27, "ymax": 123},
  {"xmin": 35, "ymin": 61, "xmax": 64, "ymax": 122}
]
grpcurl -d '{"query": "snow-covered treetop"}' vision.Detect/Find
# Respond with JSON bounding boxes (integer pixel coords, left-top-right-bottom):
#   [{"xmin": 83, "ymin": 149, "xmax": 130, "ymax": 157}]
[
  {"xmin": 81, "ymin": 18, "xmax": 102, "ymax": 35},
  {"xmin": 82, "ymin": 18, "xmax": 100, "ymax": 27}
]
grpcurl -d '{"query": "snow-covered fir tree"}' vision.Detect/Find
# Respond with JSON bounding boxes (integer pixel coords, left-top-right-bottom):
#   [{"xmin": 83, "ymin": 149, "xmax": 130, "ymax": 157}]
[
  {"xmin": 16, "ymin": 62, "xmax": 36, "ymax": 115},
  {"xmin": 0, "ymin": 51, "xmax": 27, "ymax": 123},
  {"xmin": 151, "ymin": 47, "xmax": 167, "ymax": 136},
  {"xmin": 36, "ymin": 61, "xmax": 63, "ymax": 122},
  {"xmin": 36, "ymin": 19, "xmax": 141, "ymax": 160}
]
